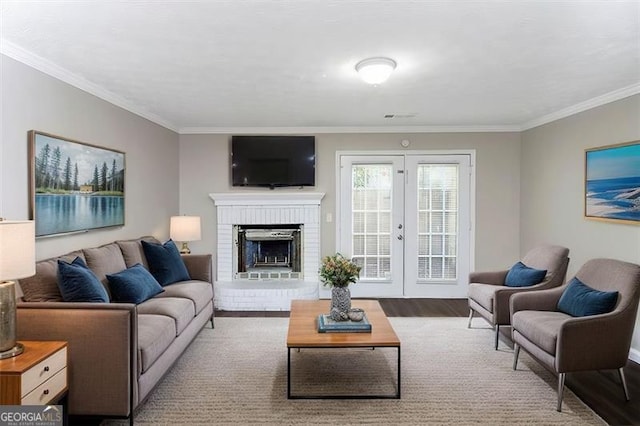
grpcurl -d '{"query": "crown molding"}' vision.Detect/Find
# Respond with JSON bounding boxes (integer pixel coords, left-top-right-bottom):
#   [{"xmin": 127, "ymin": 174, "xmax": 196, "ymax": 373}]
[
  {"xmin": 521, "ymin": 83, "xmax": 640, "ymax": 131},
  {"xmin": 209, "ymin": 192, "xmax": 325, "ymax": 206},
  {"xmin": 2, "ymin": 38, "xmax": 637, "ymax": 135},
  {"xmin": 0, "ymin": 39, "xmax": 179, "ymax": 133},
  {"xmin": 179, "ymin": 125, "xmax": 522, "ymax": 135}
]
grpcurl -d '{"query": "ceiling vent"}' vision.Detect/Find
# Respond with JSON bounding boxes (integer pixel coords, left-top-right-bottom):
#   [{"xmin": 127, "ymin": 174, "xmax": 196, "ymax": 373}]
[{"xmin": 384, "ymin": 113, "xmax": 417, "ymax": 119}]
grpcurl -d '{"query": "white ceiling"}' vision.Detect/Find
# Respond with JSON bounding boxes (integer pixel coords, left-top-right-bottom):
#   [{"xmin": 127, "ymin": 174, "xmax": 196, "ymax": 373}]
[{"xmin": 1, "ymin": 1, "xmax": 639, "ymax": 133}]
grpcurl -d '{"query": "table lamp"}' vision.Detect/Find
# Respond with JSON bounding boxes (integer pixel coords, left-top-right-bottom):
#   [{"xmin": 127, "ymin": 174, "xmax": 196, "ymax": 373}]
[
  {"xmin": 170, "ymin": 216, "xmax": 201, "ymax": 254},
  {"xmin": 0, "ymin": 219, "xmax": 35, "ymax": 359}
]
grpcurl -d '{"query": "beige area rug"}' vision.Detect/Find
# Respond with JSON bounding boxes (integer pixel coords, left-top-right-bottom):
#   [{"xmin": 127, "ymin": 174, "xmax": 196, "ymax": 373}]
[{"xmin": 103, "ymin": 317, "xmax": 605, "ymax": 425}]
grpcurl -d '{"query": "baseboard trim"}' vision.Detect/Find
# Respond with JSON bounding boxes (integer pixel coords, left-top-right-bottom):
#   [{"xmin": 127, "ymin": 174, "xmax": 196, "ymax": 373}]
[{"xmin": 630, "ymin": 348, "xmax": 640, "ymax": 364}]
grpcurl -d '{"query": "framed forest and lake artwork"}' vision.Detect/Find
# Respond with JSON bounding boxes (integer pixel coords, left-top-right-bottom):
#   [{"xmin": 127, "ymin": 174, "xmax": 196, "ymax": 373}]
[
  {"xmin": 29, "ymin": 131, "xmax": 125, "ymax": 237},
  {"xmin": 585, "ymin": 140, "xmax": 640, "ymax": 225}
]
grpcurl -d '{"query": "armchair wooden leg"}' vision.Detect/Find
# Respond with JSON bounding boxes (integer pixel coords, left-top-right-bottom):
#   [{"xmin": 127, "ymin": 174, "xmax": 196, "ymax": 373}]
[
  {"xmin": 467, "ymin": 309, "xmax": 474, "ymax": 328},
  {"xmin": 494, "ymin": 325, "xmax": 500, "ymax": 350},
  {"xmin": 619, "ymin": 367, "xmax": 631, "ymax": 401},
  {"xmin": 513, "ymin": 343, "xmax": 520, "ymax": 370},
  {"xmin": 557, "ymin": 373, "xmax": 565, "ymax": 412}
]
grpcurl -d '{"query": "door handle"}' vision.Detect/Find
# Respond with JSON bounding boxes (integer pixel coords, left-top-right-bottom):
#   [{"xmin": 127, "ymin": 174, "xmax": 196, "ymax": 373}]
[{"xmin": 397, "ymin": 235, "xmax": 403, "ymax": 240}]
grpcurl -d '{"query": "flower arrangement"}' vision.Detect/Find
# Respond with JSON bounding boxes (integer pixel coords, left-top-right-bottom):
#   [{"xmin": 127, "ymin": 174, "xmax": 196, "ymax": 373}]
[{"xmin": 319, "ymin": 253, "xmax": 361, "ymax": 288}]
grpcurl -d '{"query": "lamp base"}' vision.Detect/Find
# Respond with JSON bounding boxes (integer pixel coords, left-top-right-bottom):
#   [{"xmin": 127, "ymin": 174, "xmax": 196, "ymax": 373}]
[
  {"xmin": 179, "ymin": 242, "xmax": 191, "ymax": 255},
  {"xmin": 0, "ymin": 342, "xmax": 24, "ymax": 359}
]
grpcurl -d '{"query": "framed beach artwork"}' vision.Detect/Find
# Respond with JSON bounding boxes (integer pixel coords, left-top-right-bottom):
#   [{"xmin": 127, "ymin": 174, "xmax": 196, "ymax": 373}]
[
  {"xmin": 585, "ymin": 140, "xmax": 640, "ymax": 225},
  {"xmin": 29, "ymin": 131, "xmax": 125, "ymax": 237}
]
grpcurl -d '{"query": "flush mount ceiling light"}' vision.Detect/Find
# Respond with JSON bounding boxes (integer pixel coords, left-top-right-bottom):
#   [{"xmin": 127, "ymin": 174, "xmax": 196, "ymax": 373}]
[{"xmin": 355, "ymin": 57, "xmax": 397, "ymax": 84}]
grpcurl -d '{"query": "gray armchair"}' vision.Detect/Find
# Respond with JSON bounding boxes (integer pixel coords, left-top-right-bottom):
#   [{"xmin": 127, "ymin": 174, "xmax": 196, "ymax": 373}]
[
  {"xmin": 511, "ymin": 258, "xmax": 640, "ymax": 411},
  {"xmin": 468, "ymin": 245, "xmax": 569, "ymax": 349}
]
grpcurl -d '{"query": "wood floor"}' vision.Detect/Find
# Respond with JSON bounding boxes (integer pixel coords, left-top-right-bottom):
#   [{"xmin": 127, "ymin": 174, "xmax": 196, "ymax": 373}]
[{"xmin": 217, "ymin": 298, "xmax": 640, "ymax": 426}]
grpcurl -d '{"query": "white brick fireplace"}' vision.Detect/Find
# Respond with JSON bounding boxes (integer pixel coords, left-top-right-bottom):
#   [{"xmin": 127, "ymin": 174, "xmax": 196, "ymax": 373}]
[{"xmin": 209, "ymin": 192, "xmax": 324, "ymax": 310}]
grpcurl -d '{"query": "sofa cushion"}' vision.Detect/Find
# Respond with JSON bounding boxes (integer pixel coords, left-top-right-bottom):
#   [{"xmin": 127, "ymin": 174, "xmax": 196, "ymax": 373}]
[
  {"xmin": 505, "ymin": 262, "xmax": 547, "ymax": 287},
  {"xmin": 512, "ymin": 310, "xmax": 570, "ymax": 355},
  {"xmin": 155, "ymin": 281, "xmax": 213, "ymax": 314},
  {"xmin": 83, "ymin": 243, "xmax": 128, "ymax": 287},
  {"xmin": 57, "ymin": 257, "xmax": 109, "ymax": 303},
  {"xmin": 116, "ymin": 236, "xmax": 160, "ymax": 269},
  {"xmin": 19, "ymin": 250, "xmax": 85, "ymax": 302},
  {"xmin": 468, "ymin": 283, "xmax": 495, "ymax": 313},
  {"xmin": 137, "ymin": 314, "xmax": 175, "ymax": 374},
  {"xmin": 557, "ymin": 277, "xmax": 619, "ymax": 317},
  {"xmin": 141, "ymin": 240, "xmax": 191, "ymax": 286},
  {"xmin": 107, "ymin": 264, "xmax": 164, "ymax": 304},
  {"xmin": 136, "ymin": 297, "xmax": 195, "ymax": 335}
]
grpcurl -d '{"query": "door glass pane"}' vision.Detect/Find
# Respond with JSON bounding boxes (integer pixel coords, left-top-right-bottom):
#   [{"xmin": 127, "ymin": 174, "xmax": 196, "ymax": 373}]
[
  {"xmin": 365, "ymin": 235, "xmax": 378, "ymax": 255},
  {"xmin": 353, "ymin": 235, "xmax": 364, "ymax": 255},
  {"xmin": 416, "ymin": 164, "xmax": 458, "ymax": 280},
  {"xmin": 379, "ymin": 212, "xmax": 391, "ymax": 232},
  {"xmin": 379, "ymin": 235, "xmax": 390, "ymax": 255},
  {"xmin": 365, "ymin": 212, "xmax": 378, "ymax": 232},
  {"xmin": 351, "ymin": 164, "xmax": 392, "ymax": 280},
  {"xmin": 379, "ymin": 190, "xmax": 391, "ymax": 210},
  {"xmin": 353, "ymin": 212, "xmax": 365, "ymax": 233},
  {"xmin": 353, "ymin": 189, "xmax": 365, "ymax": 210}
]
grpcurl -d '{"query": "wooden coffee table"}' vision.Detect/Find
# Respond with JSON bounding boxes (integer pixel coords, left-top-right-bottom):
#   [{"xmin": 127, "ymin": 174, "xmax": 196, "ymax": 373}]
[{"xmin": 286, "ymin": 299, "xmax": 401, "ymax": 399}]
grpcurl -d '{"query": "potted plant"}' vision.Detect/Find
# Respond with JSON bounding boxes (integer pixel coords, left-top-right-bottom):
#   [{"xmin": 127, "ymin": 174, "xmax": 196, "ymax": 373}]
[{"xmin": 319, "ymin": 253, "xmax": 362, "ymax": 321}]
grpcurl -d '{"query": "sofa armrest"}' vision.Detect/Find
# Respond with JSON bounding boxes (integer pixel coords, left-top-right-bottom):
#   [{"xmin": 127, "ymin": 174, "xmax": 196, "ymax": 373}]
[
  {"xmin": 17, "ymin": 302, "xmax": 137, "ymax": 417},
  {"xmin": 469, "ymin": 270, "xmax": 508, "ymax": 285},
  {"xmin": 182, "ymin": 254, "xmax": 213, "ymax": 283},
  {"xmin": 510, "ymin": 287, "xmax": 564, "ymax": 314}
]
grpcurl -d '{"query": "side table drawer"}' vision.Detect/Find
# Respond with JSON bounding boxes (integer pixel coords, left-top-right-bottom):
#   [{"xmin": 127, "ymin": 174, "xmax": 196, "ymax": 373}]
[
  {"xmin": 21, "ymin": 347, "xmax": 67, "ymax": 397},
  {"xmin": 21, "ymin": 368, "xmax": 67, "ymax": 405}
]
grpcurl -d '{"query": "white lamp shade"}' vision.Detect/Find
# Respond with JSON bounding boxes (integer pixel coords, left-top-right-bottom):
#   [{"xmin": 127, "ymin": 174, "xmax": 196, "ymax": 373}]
[
  {"xmin": 170, "ymin": 216, "xmax": 201, "ymax": 242},
  {"xmin": 0, "ymin": 220, "xmax": 36, "ymax": 281},
  {"xmin": 355, "ymin": 57, "xmax": 397, "ymax": 84}
]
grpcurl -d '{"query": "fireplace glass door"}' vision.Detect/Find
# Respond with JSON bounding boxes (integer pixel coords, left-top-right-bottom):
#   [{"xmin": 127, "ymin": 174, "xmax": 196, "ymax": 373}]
[{"xmin": 235, "ymin": 225, "xmax": 302, "ymax": 280}]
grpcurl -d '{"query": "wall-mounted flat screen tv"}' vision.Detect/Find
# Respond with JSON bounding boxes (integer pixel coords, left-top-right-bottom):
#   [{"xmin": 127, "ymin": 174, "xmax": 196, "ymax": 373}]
[{"xmin": 231, "ymin": 135, "xmax": 315, "ymax": 188}]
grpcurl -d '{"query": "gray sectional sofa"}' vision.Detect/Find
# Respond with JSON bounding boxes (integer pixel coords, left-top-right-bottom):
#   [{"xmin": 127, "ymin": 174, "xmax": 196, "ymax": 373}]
[{"xmin": 16, "ymin": 236, "xmax": 213, "ymax": 423}]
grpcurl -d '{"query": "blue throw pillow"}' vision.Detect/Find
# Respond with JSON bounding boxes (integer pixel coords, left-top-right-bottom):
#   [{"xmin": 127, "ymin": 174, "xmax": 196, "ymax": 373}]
[
  {"xmin": 107, "ymin": 263, "xmax": 164, "ymax": 304},
  {"xmin": 505, "ymin": 261, "xmax": 547, "ymax": 287},
  {"xmin": 57, "ymin": 257, "xmax": 109, "ymax": 303},
  {"xmin": 557, "ymin": 277, "xmax": 619, "ymax": 317},
  {"xmin": 141, "ymin": 239, "xmax": 191, "ymax": 286}
]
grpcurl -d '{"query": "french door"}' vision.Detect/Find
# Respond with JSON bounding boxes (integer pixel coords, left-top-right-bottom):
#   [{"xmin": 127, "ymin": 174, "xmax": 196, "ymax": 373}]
[
  {"xmin": 339, "ymin": 156, "xmax": 405, "ymax": 297},
  {"xmin": 338, "ymin": 153, "xmax": 473, "ymax": 298}
]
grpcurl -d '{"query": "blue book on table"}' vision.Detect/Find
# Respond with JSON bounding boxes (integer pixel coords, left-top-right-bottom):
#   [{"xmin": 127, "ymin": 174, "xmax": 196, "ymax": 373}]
[{"xmin": 317, "ymin": 313, "xmax": 372, "ymax": 333}]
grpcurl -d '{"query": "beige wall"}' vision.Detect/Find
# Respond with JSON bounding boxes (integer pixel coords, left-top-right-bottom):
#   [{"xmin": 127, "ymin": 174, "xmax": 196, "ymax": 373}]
[
  {"xmin": 4, "ymin": 52, "xmax": 638, "ymax": 359},
  {"xmin": 1, "ymin": 55, "xmax": 180, "ymax": 260},
  {"xmin": 521, "ymin": 94, "xmax": 640, "ymax": 359},
  {"xmin": 179, "ymin": 132, "xmax": 522, "ymax": 276}
]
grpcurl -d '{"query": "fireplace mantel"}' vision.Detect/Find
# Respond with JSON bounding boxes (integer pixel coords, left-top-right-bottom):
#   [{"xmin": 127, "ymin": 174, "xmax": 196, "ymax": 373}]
[{"xmin": 209, "ymin": 192, "xmax": 325, "ymax": 206}]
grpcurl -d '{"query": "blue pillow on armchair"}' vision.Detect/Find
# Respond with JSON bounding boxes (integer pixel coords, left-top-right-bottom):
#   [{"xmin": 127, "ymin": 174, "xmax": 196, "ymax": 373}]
[
  {"xmin": 57, "ymin": 257, "xmax": 109, "ymax": 303},
  {"xmin": 557, "ymin": 277, "xmax": 619, "ymax": 317},
  {"xmin": 505, "ymin": 261, "xmax": 547, "ymax": 287},
  {"xmin": 141, "ymin": 239, "xmax": 191, "ymax": 286},
  {"xmin": 107, "ymin": 263, "xmax": 164, "ymax": 304}
]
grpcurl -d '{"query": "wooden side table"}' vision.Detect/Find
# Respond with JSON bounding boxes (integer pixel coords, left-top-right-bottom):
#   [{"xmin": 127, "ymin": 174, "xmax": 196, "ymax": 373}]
[{"xmin": 0, "ymin": 341, "xmax": 68, "ymax": 405}]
